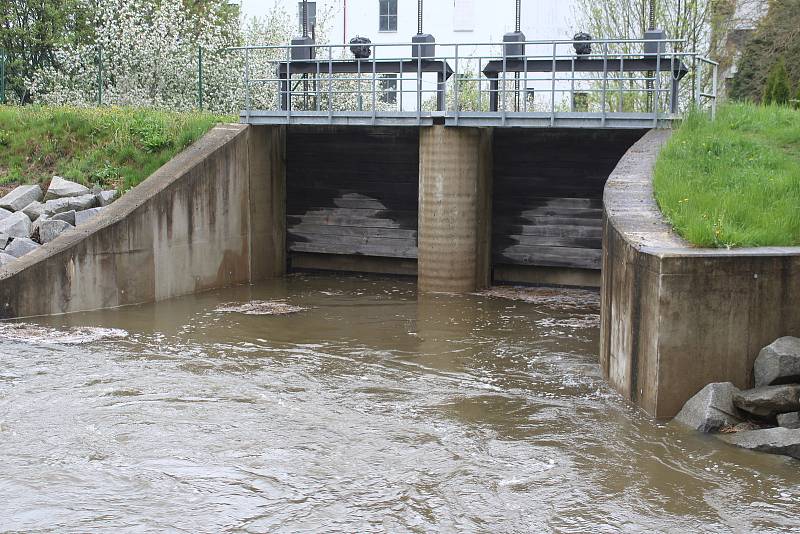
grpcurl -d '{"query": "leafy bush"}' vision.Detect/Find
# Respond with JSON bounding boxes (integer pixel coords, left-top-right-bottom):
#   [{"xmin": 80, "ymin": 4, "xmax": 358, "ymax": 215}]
[{"xmin": 763, "ymin": 59, "xmax": 792, "ymax": 106}]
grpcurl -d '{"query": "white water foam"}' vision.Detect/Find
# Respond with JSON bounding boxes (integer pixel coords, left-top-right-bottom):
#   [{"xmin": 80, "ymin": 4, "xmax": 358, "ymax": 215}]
[
  {"xmin": 0, "ymin": 323, "xmax": 128, "ymax": 345},
  {"xmin": 214, "ymin": 301, "xmax": 306, "ymax": 316}
]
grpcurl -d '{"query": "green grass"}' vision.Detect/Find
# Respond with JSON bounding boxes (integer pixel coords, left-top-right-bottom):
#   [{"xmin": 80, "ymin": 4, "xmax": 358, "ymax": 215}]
[
  {"xmin": 653, "ymin": 103, "xmax": 800, "ymax": 248},
  {"xmin": 0, "ymin": 106, "xmax": 235, "ymax": 192}
]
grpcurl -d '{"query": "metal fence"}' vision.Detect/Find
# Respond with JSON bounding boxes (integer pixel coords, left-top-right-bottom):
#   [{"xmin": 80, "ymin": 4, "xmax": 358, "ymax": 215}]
[
  {"xmin": 230, "ymin": 38, "xmax": 718, "ymax": 128},
  {"xmin": 0, "ymin": 49, "xmax": 6, "ymax": 105}
]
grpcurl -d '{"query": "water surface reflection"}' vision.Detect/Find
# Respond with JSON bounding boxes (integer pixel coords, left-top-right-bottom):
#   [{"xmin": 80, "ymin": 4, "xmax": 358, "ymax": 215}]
[{"xmin": 0, "ymin": 274, "xmax": 798, "ymax": 532}]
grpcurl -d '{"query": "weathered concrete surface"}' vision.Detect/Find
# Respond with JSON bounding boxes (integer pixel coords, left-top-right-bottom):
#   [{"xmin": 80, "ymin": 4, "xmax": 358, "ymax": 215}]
[
  {"xmin": 0, "ymin": 124, "xmax": 286, "ymax": 318},
  {"xmin": 418, "ymin": 126, "xmax": 492, "ymax": 293},
  {"xmin": 600, "ymin": 129, "xmax": 800, "ymax": 418}
]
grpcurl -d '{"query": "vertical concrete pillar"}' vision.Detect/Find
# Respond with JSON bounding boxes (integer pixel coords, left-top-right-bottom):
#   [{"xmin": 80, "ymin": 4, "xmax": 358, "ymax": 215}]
[
  {"xmin": 247, "ymin": 125, "xmax": 286, "ymax": 280},
  {"xmin": 418, "ymin": 126, "xmax": 492, "ymax": 293}
]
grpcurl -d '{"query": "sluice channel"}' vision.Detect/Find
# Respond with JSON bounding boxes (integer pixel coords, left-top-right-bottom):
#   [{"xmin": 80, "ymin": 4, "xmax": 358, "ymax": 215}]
[{"xmin": 1, "ymin": 274, "xmax": 798, "ymax": 531}]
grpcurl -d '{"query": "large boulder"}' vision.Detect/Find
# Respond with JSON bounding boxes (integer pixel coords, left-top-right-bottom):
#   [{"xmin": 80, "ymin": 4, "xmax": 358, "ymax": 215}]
[
  {"xmin": 76, "ymin": 206, "xmax": 104, "ymax": 226},
  {"xmin": 755, "ymin": 337, "xmax": 800, "ymax": 387},
  {"xmin": 52, "ymin": 210, "xmax": 76, "ymax": 226},
  {"xmin": 4, "ymin": 237, "xmax": 40, "ymax": 258},
  {"xmin": 0, "ymin": 233, "xmax": 9, "ymax": 250},
  {"xmin": 733, "ymin": 385, "xmax": 800, "ymax": 419},
  {"xmin": 39, "ymin": 219, "xmax": 74, "ymax": 244},
  {"xmin": 45, "ymin": 176, "xmax": 90, "ymax": 200},
  {"xmin": 673, "ymin": 382, "xmax": 743, "ymax": 432},
  {"xmin": 720, "ymin": 427, "xmax": 800, "ymax": 459},
  {"xmin": 0, "ymin": 207, "xmax": 13, "ymax": 221},
  {"xmin": 43, "ymin": 194, "xmax": 98, "ymax": 216},
  {"xmin": 96, "ymin": 190, "xmax": 118, "ymax": 207},
  {"xmin": 21, "ymin": 201, "xmax": 45, "ymax": 221},
  {"xmin": 0, "ymin": 211, "xmax": 32, "ymax": 239},
  {"xmin": 0, "ymin": 252, "xmax": 16, "ymax": 267},
  {"xmin": 778, "ymin": 412, "xmax": 800, "ymax": 429},
  {"xmin": 0, "ymin": 184, "xmax": 43, "ymax": 212}
]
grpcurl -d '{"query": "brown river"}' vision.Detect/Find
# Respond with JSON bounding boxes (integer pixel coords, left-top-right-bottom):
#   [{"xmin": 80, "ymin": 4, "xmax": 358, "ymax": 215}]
[{"xmin": 1, "ymin": 274, "xmax": 798, "ymax": 532}]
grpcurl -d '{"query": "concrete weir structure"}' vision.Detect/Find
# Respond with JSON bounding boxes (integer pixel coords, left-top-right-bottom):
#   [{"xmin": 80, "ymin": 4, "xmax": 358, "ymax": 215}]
[
  {"xmin": 0, "ymin": 122, "xmax": 647, "ymax": 317},
  {"xmin": 0, "ymin": 125, "xmax": 286, "ymax": 318},
  {"xmin": 600, "ymin": 130, "xmax": 800, "ymax": 418}
]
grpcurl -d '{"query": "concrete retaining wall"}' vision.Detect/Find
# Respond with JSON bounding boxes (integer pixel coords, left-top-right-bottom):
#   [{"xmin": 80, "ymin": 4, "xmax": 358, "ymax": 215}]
[
  {"xmin": 600, "ymin": 130, "xmax": 800, "ymax": 418},
  {"xmin": 0, "ymin": 124, "xmax": 286, "ymax": 318}
]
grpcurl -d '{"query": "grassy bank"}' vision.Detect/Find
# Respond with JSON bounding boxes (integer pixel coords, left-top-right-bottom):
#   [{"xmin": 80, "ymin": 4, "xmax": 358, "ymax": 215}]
[
  {"xmin": 653, "ymin": 103, "xmax": 800, "ymax": 248},
  {"xmin": 0, "ymin": 106, "xmax": 234, "ymax": 192}
]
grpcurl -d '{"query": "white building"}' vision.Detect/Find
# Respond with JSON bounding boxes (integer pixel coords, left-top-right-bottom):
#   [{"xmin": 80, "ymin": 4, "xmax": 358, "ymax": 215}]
[
  {"xmin": 244, "ymin": 0, "xmax": 578, "ymax": 45},
  {"xmin": 241, "ymin": 0, "xmax": 597, "ymax": 112}
]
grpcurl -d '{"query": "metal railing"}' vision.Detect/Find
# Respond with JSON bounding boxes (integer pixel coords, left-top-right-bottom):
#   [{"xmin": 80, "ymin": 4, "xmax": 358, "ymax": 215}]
[
  {"xmin": 0, "ymin": 49, "xmax": 6, "ymax": 105},
  {"xmin": 229, "ymin": 38, "xmax": 718, "ymax": 128}
]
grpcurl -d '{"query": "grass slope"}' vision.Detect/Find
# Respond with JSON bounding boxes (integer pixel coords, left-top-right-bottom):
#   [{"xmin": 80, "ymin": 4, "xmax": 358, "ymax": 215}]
[
  {"xmin": 654, "ymin": 103, "xmax": 800, "ymax": 248},
  {"xmin": 0, "ymin": 106, "xmax": 234, "ymax": 192}
]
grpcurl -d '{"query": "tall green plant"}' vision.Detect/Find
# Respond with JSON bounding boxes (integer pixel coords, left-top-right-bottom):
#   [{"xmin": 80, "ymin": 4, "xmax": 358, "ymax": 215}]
[{"xmin": 763, "ymin": 58, "xmax": 792, "ymax": 105}]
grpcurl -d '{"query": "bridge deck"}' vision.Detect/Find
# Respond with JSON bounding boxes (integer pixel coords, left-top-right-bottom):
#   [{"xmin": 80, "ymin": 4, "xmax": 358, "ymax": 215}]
[{"xmin": 241, "ymin": 111, "xmax": 675, "ymax": 129}]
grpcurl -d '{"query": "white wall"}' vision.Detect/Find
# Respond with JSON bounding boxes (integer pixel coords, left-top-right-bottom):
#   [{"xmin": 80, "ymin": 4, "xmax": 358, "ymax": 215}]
[{"xmin": 243, "ymin": 0, "xmax": 578, "ymax": 45}]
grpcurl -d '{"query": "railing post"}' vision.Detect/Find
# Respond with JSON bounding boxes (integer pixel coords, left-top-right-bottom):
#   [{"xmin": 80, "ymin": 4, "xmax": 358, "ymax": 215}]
[
  {"xmin": 197, "ymin": 45, "xmax": 204, "ymax": 111},
  {"xmin": 0, "ymin": 49, "xmax": 5, "ymax": 105},
  {"xmin": 97, "ymin": 45, "xmax": 103, "ymax": 106},
  {"xmin": 245, "ymin": 47, "xmax": 251, "ymax": 122},
  {"xmin": 712, "ymin": 62, "xmax": 718, "ymax": 119},
  {"xmin": 601, "ymin": 42, "xmax": 608, "ymax": 127},
  {"xmin": 454, "ymin": 44, "xmax": 460, "ymax": 122},
  {"xmin": 653, "ymin": 43, "xmax": 661, "ymax": 127},
  {"xmin": 550, "ymin": 42, "xmax": 556, "ymax": 127}
]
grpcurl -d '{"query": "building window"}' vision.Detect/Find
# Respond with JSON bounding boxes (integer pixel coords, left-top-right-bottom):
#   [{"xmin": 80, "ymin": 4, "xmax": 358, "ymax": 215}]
[
  {"xmin": 453, "ymin": 0, "xmax": 474, "ymax": 32},
  {"xmin": 297, "ymin": 2, "xmax": 316, "ymax": 33},
  {"xmin": 379, "ymin": 0, "xmax": 397, "ymax": 32},
  {"xmin": 380, "ymin": 74, "xmax": 397, "ymax": 104}
]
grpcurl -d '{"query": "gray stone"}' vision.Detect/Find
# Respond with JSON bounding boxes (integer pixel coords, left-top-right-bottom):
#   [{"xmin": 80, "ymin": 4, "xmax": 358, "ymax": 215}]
[
  {"xmin": 673, "ymin": 382, "xmax": 743, "ymax": 433},
  {"xmin": 0, "ymin": 207, "xmax": 13, "ymax": 221},
  {"xmin": 43, "ymin": 194, "xmax": 98, "ymax": 216},
  {"xmin": 4, "ymin": 237, "xmax": 40, "ymax": 258},
  {"xmin": 39, "ymin": 219, "xmax": 74, "ymax": 244},
  {"xmin": 720, "ymin": 427, "xmax": 800, "ymax": 459},
  {"xmin": 45, "ymin": 176, "xmax": 90, "ymax": 200},
  {"xmin": 755, "ymin": 337, "xmax": 800, "ymax": 387},
  {"xmin": 52, "ymin": 210, "xmax": 76, "ymax": 226},
  {"xmin": 0, "ymin": 211, "xmax": 32, "ymax": 239},
  {"xmin": 21, "ymin": 201, "xmax": 45, "ymax": 221},
  {"xmin": 0, "ymin": 184, "xmax": 43, "ymax": 212},
  {"xmin": 0, "ymin": 233, "xmax": 9, "ymax": 250},
  {"xmin": 75, "ymin": 206, "xmax": 104, "ymax": 226},
  {"xmin": 734, "ymin": 385, "xmax": 800, "ymax": 419},
  {"xmin": 778, "ymin": 412, "xmax": 800, "ymax": 430},
  {"xmin": 30, "ymin": 215, "xmax": 49, "ymax": 240},
  {"xmin": 0, "ymin": 252, "xmax": 16, "ymax": 267},
  {"xmin": 97, "ymin": 190, "xmax": 118, "ymax": 207}
]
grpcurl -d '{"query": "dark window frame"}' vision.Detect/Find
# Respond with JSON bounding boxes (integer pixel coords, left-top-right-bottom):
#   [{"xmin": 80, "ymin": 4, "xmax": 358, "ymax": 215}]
[{"xmin": 379, "ymin": 0, "xmax": 398, "ymax": 32}]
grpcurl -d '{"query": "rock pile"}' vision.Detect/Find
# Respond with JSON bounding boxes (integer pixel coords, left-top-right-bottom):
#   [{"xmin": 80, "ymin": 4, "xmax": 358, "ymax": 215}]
[
  {"xmin": 674, "ymin": 336, "xmax": 800, "ymax": 460},
  {"xmin": 0, "ymin": 177, "xmax": 117, "ymax": 266}
]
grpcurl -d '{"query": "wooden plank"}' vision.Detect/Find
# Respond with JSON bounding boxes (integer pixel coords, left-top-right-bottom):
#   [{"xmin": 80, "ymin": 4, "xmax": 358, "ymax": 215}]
[
  {"xmin": 494, "ymin": 245, "xmax": 602, "ymax": 270},
  {"xmin": 288, "ymin": 223, "xmax": 417, "ymax": 239},
  {"xmin": 492, "ymin": 234, "xmax": 602, "ymax": 249},
  {"xmin": 491, "ymin": 223, "xmax": 602, "ymax": 239},
  {"xmin": 289, "ymin": 240, "xmax": 418, "ymax": 259},
  {"xmin": 287, "ymin": 213, "xmax": 417, "ymax": 229}
]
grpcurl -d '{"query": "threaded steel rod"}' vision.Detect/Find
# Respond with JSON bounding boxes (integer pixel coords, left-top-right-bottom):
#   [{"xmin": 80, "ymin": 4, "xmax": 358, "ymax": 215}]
[
  {"xmin": 418, "ymin": 0, "xmax": 423, "ymax": 35},
  {"xmin": 515, "ymin": 0, "xmax": 521, "ymax": 32}
]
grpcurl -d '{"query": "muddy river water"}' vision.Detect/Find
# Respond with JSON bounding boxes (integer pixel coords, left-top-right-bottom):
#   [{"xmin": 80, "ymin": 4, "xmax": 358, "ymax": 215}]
[{"xmin": 0, "ymin": 274, "xmax": 798, "ymax": 532}]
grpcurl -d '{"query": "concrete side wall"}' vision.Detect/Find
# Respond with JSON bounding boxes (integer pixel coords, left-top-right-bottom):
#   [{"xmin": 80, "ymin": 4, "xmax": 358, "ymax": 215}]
[
  {"xmin": 418, "ymin": 126, "xmax": 493, "ymax": 293},
  {"xmin": 600, "ymin": 129, "xmax": 800, "ymax": 418},
  {"xmin": 0, "ymin": 124, "xmax": 286, "ymax": 318}
]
